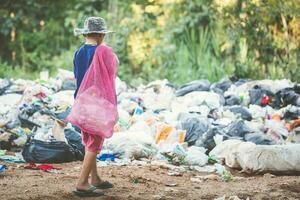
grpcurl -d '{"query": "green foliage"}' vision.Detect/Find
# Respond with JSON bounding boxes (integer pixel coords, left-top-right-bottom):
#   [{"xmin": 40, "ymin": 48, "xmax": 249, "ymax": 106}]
[
  {"xmin": 0, "ymin": 61, "xmax": 38, "ymax": 79},
  {"xmin": 218, "ymin": 0, "xmax": 300, "ymax": 80},
  {"xmin": 0, "ymin": 0, "xmax": 299, "ymax": 83}
]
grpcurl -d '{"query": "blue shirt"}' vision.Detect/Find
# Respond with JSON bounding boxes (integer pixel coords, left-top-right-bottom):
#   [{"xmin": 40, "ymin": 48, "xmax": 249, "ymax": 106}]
[{"xmin": 73, "ymin": 44, "xmax": 97, "ymax": 98}]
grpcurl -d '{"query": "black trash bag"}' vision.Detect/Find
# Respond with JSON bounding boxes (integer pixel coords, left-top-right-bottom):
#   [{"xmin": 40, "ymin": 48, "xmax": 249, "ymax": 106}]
[
  {"xmin": 229, "ymin": 77, "xmax": 251, "ymax": 87},
  {"xmin": 195, "ymin": 128, "xmax": 219, "ymax": 152},
  {"xmin": 0, "ymin": 131, "xmax": 17, "ymax": 151},
  {"xmin": 5, "ymin": 118, "xmax": 21, "ymax": 129},
  {"xmin": 225, "ymin": 95, "xmax": 241, "ymax": 106},
  {"xmin": 244, "ymin": 133, "xmax": 275, "ymax": 145},
  {"xmin": 22, "ymin": 139, "xmax": 77, "ymax": 163},
  {"xmin": 294, "ymin": 84, "xmax": 300, "ymax": 94},
  {"xmin": 176, "ymin": 80, "xmax": 210, "ymax": 97},
  {"xmin": 249, "ymin": 85, "xmax": 275, "ymax": 106},
  {"xmin": 210, "ymin": 80, "xmax": 232, "ymax": 94},
  {"xmin": 210, "ymin": 87, "xmax": 223, "ymax": 95},
  {"xmin": 275, "ymin": 88, "xmax": 300, "ymax": 108},
  {"xmin": 39, "ymin": 109, "xmax": 55, "ymax": 117},
  {"xmin": 0, "ymin": 141, "xmax": 12, "ymax": 151},
  {"xmin": 181, "ymin": 117, "xmax": 210, "ymax": 146},
  {"xmin": 283, "ymin": 110, "xmax": 300, "ymax": 121},
  {"xmin": 18, "ymin": 114, "xmax": 41, "ymax": 129},
  {"xmin": 64, "ymin": 128, "xmax": 85, "ymax": 161},
  {"xmin": 0, "ymin": 79, "xmax": 12, "ymax": 96},
  {"xmin": 20, "ymin": 103, "xmax": 42, "ymax": 116},
  {"xmin": 228, "ymin": 106, "xmax": 252, "ymax": 121},
  {"xmin": 225, "ymin": 120, "xmax": 253, "ymax": 139}
]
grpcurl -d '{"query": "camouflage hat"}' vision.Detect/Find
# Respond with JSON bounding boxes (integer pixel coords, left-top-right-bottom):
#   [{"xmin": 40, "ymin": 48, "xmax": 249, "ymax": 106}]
[{"xmin": 74, "ymin": 17, "xmax": 114, "ymax": 36}]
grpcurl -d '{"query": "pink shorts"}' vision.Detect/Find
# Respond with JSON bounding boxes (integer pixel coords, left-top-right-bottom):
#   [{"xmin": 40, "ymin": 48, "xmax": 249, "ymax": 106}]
[{"xmin": 81, "ymin": 132, "xmax": 105, "ymax": 153}]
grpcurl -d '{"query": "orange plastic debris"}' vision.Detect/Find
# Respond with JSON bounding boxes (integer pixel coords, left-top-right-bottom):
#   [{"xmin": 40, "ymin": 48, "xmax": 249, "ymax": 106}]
[
  {"xmin": 285, "ymin": 119, "xmax": 300, "ymax": 132},
  {"xmin": 155, "ymin": 124, "xmax": 173, "ymax": 144},
  {"xmin": 271, "ymin": 114, "xmax": 281, "ymax": 122},
  {"xmin": 178, "ymin": 130, "xmax": 186, "ymax": 144}
]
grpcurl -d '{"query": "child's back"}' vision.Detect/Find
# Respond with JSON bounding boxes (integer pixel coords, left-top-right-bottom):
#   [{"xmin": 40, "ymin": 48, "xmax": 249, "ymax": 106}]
[{"xmin": 73, "ymin": 44, "xmax": 97, "ymax": 98}]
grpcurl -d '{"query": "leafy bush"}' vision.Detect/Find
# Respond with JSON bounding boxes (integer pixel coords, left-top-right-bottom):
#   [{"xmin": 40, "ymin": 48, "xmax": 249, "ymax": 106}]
[{"xmin": 0, "ymin": 0, "xmax": 300, "ymax": 84}]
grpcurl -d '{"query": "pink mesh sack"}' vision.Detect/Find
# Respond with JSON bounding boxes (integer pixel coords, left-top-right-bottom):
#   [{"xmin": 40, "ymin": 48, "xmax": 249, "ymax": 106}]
[{"xmin": 66, "ymin": 45, "xmax": 118, "ymax": 138}]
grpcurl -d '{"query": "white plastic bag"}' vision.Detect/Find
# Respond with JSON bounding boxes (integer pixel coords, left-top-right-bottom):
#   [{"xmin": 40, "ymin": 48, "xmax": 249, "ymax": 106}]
[
  {"xmin": 185, "ymin": 146, "xmax": 208, "ymax": 166},
  {"xmin": 210, "ymin": 140, "xmax": 300, "ymax": 173},
  {"xmin": 105, "ymin": 131, "xmax": 158, "ymax": 159}
]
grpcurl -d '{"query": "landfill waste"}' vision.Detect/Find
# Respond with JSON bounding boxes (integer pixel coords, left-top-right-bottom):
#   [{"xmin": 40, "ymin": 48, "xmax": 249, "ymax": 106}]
[
  {"xmin": 0, "ymin": 155, "xmax": 25, "ymax": 163},
  {"xmin": 215, "ymin": 163, "xmax": 232, "ymax": 182},
  {"xmin": 0, "ymin": 71, "xmax": 299, "ymax": 174},
  {"xmin": 0, "ymin": 150, "xmax": 6, "ymax": 156},
  {"xmin": 22, "ymin": 139, "xmax": 77, "ymax": 163},
  {"xmin": 185, "ymin": 146, "xmax": 208, "ymax": 166},
  {"xmin": 97, "ymin": 149, "xmax": 116, "ymax": 161},
  {"xmin": 176, "ymin": 80, "xmax": 210, "ymax": 97},
  {"xmin": 210, "ymin": 140, "xmax": 300, "ymax": 173},
  {"xmin": 0, "ymin": 164, "xmax": 7, "ymax": 173},
  {"xmin": 24, "ymin": 163, "xmax": 62, "ymax": 172},
  {"xmin": 97, "ymin": 153, "xmax": 116, "ymax": 162},
  {"xmin": 214, "ymin": 196, "xmax": 250, "ymax": 200}
]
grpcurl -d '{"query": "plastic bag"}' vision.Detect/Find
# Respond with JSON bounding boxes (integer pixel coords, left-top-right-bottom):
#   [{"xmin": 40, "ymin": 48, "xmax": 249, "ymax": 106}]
[
  {"xmin": 66, "ymin": 45, "xmax": 118, "ymax": 138},
  {"xmin": 155, "ymin": 124, "xmax": 174, "ymax": 144},
  {"xmin": 105, "ymin": 131, "xmax": 158, "ymax": 159},
  {"xmin": 180, "ymin": 116, "xmax": 210, "ymax": 146},
  {"xmin": 210, "ymin": 79, "xmax": 232, "ymax": 93},
  {"xmin": 210, "ymin": 140, "xmax": 300, "ymax": 173},
  {"xmin": 225, "ymin": 120, "xmax": 253, "ymax": 139},
  {"xmin": 176, "ymin": 80, "xmax": 211, "ymax": 97},
  {"xmin": 22, "ymin": 139, "xmax": 76, "ymax": 163},
  {"xmin": 64, "ymin": 128, "xmax": 85, "ymax": 161},
  {"xmin": 265, "ymin": 119, "xmax": 289, "ymax": 143},
  {"xmin": 228, "ymin": 106, "xmax": 252, "ymax": 121},
  {"xmin": 244, "ymin": 133, "xmax": 275, "ymax": 145},
  {"xmin": 185, "ymin": 146, "xmax": 208, "ymax": 166},
  {"xmin": 225, "ymin": 95, "xmax": 241, "ymax": 106},
  {"xmin": 179, "ymin": 91, "xmax": 222, "ymax": 109}
]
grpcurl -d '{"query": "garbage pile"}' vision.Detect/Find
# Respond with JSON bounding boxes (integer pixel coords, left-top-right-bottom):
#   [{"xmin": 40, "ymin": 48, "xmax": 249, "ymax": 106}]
[
  {"xmin": 0, "ymin": 69, "xmax": 83, "ymax": 163},
  {"xmin": 1, "ymin": 70, "xmax": 300, "ymax": 174}
]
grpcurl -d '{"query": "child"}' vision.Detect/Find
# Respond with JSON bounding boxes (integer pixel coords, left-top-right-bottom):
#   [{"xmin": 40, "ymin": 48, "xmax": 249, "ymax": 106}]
[{"xmin": 72, "ymin": 17, "xmax": 116, "ymax": 197}]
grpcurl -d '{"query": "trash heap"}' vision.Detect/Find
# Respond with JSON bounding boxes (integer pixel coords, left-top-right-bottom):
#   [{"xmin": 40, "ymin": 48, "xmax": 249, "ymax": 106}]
[{"xmin": 1, "ymin": 70, "xmax": 300, "ymax": 174}]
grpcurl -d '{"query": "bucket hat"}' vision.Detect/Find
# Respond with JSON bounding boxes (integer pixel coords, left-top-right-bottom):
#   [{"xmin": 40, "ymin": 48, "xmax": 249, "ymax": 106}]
[{"xmin": 74, "ymin": 17, "xmax": 114, "ymax": 36}]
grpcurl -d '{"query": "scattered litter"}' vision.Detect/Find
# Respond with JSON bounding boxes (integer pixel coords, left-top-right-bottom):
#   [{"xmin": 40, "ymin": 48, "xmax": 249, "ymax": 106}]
[
  {"xmin": 185, "ymin": 146, "xmax": 208, "ymax": 166},
  {"xmin": 0, "ymin": 155, "xmax": 25, "ymax": 163},
  {"xmin": 167, "ymin": 170, "xmax": 183, "ymax": 177},
  {"xmin": 263, "ymin": 173, "xmax": 276, "ymax": 178},
  {"xmin": 0, "ymin": 72, "xmax": 299, "ymax": 175},
  {"xmin": 211, "ymin": 140, "xmax": 300, "ymax": 173},
  {"xmin": 214, "ymin": 196, "xmax": 250, "ymax": 200},
  {"xmin": 192, "ymin": 174, "xmax": 219, "ymax": 181},
  {"xmin": 24, "ymin": 163, "xmax": 62, "ymax": 172},
  {"xmin": 0, "ymin": 150, "xmax": 6, "ymax": 156},
  {"xmin": 215, "ymin": 163, "xmax": 232, "ymax": 182},
  {"xmin": 165, "ymin": 182, "xmax": 178, "ymax": 187},
  {"xmin": 97, "ymin": 152, "xmax": 116, "ymax": 162},
  {"xmin": 0, "ymin": 165, "xmax": 7, "ymax": 173},
  {"xmin": 190, "ymin": 177, "xmax": 203, "ymax": 183}
]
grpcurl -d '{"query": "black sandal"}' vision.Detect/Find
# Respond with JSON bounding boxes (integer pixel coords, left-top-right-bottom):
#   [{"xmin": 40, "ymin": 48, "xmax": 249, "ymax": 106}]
[
  {"xmin": 92, "ymin": 181, "xmax": 114, "ymax": 189},
  {"xmin": 73, "ymin": 186, "xmax": 104, "ymax": 197}
]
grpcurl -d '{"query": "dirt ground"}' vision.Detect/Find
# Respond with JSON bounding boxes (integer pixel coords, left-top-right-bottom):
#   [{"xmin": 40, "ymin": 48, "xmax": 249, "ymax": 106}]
[{"xmin": 0, "ymin": 161, "xmax": 299, "ymax": 200}]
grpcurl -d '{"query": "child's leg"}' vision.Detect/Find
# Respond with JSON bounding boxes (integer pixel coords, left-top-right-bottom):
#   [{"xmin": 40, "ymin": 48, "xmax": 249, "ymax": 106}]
[
  {"xmin": 76, "ymin": 148, "xmax": 98, "ymax": 190},
  {"xmin": 90, "ymin": 156, "xmax": 114, "ymax": 189},
  {"xmin": 90, "ymin": 156, "xmax": 102, "ymax": 185}
]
